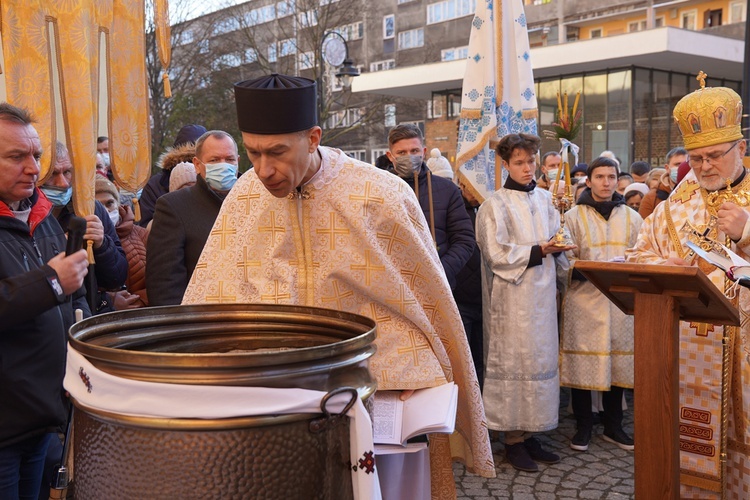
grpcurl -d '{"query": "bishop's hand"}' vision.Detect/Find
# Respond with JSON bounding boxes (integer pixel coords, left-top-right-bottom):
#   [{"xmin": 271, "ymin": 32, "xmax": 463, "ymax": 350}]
[{"xmin": 717, "ymin": 202, "xmax": 749, "ymax": 242}]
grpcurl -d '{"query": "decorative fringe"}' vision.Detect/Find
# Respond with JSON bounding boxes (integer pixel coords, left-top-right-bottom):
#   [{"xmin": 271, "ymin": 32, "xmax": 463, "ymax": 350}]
[
  {"xmin": 522, "ymin": 108, "xmax": 538, "ymax": 119},
  {"xmin": 154, "ymin": 0, "xmax": 172, "ymax": 99},
  {"xmin": 133, "ymin": 197, "xmax": 141, "ymax": 222},
  {"xmin": 162, "ymin": 72, "xmax": 171, "ymax": 98}
]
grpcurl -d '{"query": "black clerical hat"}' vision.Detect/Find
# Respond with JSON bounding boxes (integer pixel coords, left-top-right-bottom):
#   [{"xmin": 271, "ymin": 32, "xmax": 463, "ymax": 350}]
[{"xmin": 234, "ymin": 74, "xmax": 318, "ymax": 134}]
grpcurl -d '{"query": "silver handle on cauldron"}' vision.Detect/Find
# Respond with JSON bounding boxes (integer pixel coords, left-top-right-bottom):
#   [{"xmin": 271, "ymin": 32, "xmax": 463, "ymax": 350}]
[{"xmin": 309, "ymin": 387, "xmax": 359, "ymax": 433}]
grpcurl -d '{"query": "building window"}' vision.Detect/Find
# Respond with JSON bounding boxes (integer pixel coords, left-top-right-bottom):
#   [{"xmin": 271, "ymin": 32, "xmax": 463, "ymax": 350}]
[
  {"xmin": 370, "ymin": 59, "xmax": 396, "ymax": 72},
  {"xmin": 705, "ymin": 9, "xmax": 722, "ymax": 28},
  {"xmin": 441, "ymin": 46, "xmax": 468, "ymax": 61},
  {"xmin": 268, "ymin": 44, "xmax": 277, "ymax": 63},
  {"xmin": 397, "ymin": 0, "xmax": 414, "ymax": 4},
  {"xmin": 344, "ymin": 150, "xmax": 367, "ymax": 162},
  {"xmin": 245, "ymin": 48, "xmax": 258, "ymax": 63},
  {"xmin": 627, "ymin": 20, "xmax": 647, "ymax": 32},
  {"xmin": 681, "ymin": 10, "xmax": 697, "ymax": 30},
  {"xmin": 654, "ymin": 17, "xmax": 664, "ymax": 27},
  {"xmin": 213, "ymin": 18, "xmax": 240, "ymax": 36},
  {"xmin": 176, "ymin": 30, "xmax": 194, "ymax": 46},
  {"xmin": 729, "ymin": 1, "xmax": 747, "ymax": 23},
  {"xmin": 213, "ymin": 53, "xmax": 242, "ymax": 70},
  {"xmin": 398, "ymin": 28, "xmax": 424, "ymax": 49},
  {"xmin": 372, "ymin": 149, "xmax": 389, "ymax": 164},
  {"xmin": 298, "ymin": 51, "xmax": 314, "ymax": 70},
  {"xmin": 276, "ymin": 0, "xmax": 295, "ymax": 18},
  {"xmin": 298, "ymin": 10, "xmax": 318, "ymax": 28},
  {"xmin": 383, "ymin": 15, "xmax": 395, "ymax": 39},
  {"xmin": 427, "ymin": 0, "xmax": 476, "ymax": 25},
  {"xmin": 336, "ymin": 21, "xmax": 364, "ymax": 41},
  {"xmin": 428, "ymin": 96, "xmax": 445, "ymax": 118},
  {"xmin": 278, "ymin": 39, "xmax": 297, "ymax": 57},
  {"xmin": 384, "ymin": 104, "xmax": 396, "ymax": 127},
  {"xmin": 590, "ymin": 28, "xmax": 603, "ymax": 38},
  {"xmin": 326, "ymin": 108, "xmax": 364, "ymax": 129},
  {"xmin": 246, "ymin": 5, "xmax": 276, "ymax": 27}
]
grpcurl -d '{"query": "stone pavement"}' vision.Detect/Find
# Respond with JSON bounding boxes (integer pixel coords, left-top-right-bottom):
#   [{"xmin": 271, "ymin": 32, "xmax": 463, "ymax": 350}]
[{"xmin": 454, "ymin": 388, "xmax": 635, "ymax": 499}]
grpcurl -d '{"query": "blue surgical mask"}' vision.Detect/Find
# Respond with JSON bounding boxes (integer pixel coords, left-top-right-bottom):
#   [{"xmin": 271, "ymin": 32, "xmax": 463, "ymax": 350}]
[
  {"xmin": 204, "ymin": 162, "xmax": 238, "ymax": 191},
  {"xmin": 102, "ymin": 153, "xmax": 111, "ymax": 167},
  {"xmin": 40, "ymin": 186, "xmax": 72, "ymax": 207},
  {"xmin": 669, "ymin": 167, "xmax": 679, "ymax": 183}
]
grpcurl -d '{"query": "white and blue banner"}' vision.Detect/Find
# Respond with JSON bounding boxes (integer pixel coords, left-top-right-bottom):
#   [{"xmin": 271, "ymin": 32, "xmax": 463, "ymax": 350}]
[{"xmin": 456, "ymin": 0, "xmax": 538, "ymax": 201}]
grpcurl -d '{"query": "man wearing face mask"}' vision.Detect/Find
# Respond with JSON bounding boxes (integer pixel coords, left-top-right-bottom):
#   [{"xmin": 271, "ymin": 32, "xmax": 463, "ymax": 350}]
[
  {"xmin": 40, "ymin": 141, "xmax": 128, "ymax": 302},
  {"xmin": 386, "ymin": 124, "xmax": 475, "ymax": 289},
  {"xmin": 638, "ymin": 147, "xmax": 688, "ymax": 219},
  {"xmin": 146, "ymin": 130, "xmax": 239, "ymax": 305}
]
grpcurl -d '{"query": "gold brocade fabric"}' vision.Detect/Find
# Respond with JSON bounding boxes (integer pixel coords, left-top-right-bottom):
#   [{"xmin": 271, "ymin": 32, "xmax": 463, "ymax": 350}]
[
  {"xmin": 1, "ymin": 0, "xmax": 152, "ymax": 216},
  {"xmin": 561, "ymin": 204, "xmax": 642, "ymax": 391},
  {"xmin": 182, "ymin": 147, "xmax": 496, "ymax": 492},
  {"xmin": 626, "ymin": 170, "xmax": 750, "ymax": 498}
]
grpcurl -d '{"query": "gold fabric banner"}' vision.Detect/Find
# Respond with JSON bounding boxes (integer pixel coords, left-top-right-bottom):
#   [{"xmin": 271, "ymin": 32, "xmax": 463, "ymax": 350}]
[{"xmin": 1, "ymin": 0, "xmax": 154, "ymax": 216}]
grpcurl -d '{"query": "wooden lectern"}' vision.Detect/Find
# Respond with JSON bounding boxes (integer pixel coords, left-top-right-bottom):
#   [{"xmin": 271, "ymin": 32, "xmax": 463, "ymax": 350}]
[{"xmin": 574, "ymin": 261, "xmax": 740, "ymax": 499}]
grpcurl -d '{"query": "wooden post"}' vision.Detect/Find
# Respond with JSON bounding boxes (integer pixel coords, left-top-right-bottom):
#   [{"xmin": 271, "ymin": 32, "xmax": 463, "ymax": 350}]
[{"xmin": 634, "ymin": 293, "xmax": 680, "ymax": 499}]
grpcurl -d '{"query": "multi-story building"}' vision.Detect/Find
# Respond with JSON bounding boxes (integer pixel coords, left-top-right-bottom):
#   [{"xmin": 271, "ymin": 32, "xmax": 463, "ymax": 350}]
[
  {"xmin": 355, "ymin": 0, "xmax": 746, "ymax": 168},
  {"xmin": 165, "ymin": 0, "xmax": 745, "ymax": 171}
]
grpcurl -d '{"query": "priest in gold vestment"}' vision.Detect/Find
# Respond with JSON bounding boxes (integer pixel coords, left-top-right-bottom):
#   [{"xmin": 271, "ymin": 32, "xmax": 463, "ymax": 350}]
[
  {"xmin": 626, "ymin": 79, "xmax": 750, "ymax": 498},
  {"xmin": 181, "ymin": 74, "xmax": 494, "ymax": 498}
]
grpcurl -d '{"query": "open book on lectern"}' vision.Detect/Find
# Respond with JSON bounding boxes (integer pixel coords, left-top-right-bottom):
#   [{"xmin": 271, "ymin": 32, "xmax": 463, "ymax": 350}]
[{"xmin": 686, "ymin": 240, "xmax": 750, "ymax": 287}]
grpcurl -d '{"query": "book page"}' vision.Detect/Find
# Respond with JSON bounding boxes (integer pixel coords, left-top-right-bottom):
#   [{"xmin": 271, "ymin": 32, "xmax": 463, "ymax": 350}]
[
  {"xmin": 371, "ymin": 391, "xmax": 404, "ymax": 445},
  {"xmin": 401, "ymin": 383, "xmax": 458, "ymax": 442}
]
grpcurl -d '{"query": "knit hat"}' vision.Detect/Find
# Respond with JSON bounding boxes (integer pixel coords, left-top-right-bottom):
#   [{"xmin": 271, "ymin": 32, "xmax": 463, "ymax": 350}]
[
  {"xmin": 95, "ymin": 177, "xmax": 119, "ymax": 200},
  {"xmin": 571, "ymin": 163, "xmax": 588, "ymax": 177},
  {"xmin": 169, "ymin": 162, "xmax": 198, "ymax": 192},
  {"xmin": 623, "ymin": 182, "xmax": 650, "ymax": 197},
  {"xmin": 173, "ymin": 124, "xmax": 207, "ymax": 148},
  {"xmin": 425, "ymin": 148, "xmax": 454, "ymax": 180}
]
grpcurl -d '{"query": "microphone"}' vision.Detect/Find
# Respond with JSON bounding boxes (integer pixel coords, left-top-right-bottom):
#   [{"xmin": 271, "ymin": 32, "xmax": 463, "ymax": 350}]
[{"xmin": 66, "ymin": 216, "xmax": 87, "ymax": 256}]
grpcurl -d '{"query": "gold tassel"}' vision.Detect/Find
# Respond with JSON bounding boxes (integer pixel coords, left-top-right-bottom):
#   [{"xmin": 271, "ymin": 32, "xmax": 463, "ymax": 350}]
[
  {"xmin": 86, "ymin": 240, "xmax": 95, "ymax": 265},
  {"xmin": 162, "ymin": 72, "xmax": 172, "ymax": 98},
  {"xmin": 133, "ymin": 197, "xmax": 141, "ymax": 222}
]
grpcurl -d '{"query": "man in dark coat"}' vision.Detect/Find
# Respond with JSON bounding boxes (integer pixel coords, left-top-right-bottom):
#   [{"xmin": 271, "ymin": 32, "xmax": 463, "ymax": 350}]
[
  {"xmin": 453, "ymin": 180, "xmax": 484, "ymax": 387},
  {"xmin": 385, "ymin": 123, "xmax": 474, "ymax": 289},
  {"xmin": 137, "ymin": 124, "xmax": 207, "ymax": 227},
  {"xmin": 146, "ymin": 130, "xmax": 239, "ymax": 305},
  {"xmin": 39, "ymin": 141, "xmax": 128, "ymax": 312},
  {"xmin": 0, "ymin": 103, "xmax": 90, "ymax": 499}
]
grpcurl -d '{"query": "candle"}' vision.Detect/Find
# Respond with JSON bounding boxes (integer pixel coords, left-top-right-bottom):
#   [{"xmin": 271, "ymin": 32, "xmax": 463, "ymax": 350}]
[
  {"xmin": 557, "ymin": 92, "xmax": 562, "ymax": 117},
  {"xmin": 564, "ymin": 92, "xmax": 568, "ymax": 118},
  {"xmin": 572, "ymin": 92, "xmax": 580, "ymax": 117},
  {"xmin": 564, "ymin": 161, "xmax": 571, "ymax": 194},
  {"xmin": 552, "ymin": 166, "xmax": 561, "ymax": 198}
]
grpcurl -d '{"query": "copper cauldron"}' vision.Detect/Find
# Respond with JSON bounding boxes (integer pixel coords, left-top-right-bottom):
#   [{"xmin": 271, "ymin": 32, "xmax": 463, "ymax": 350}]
[{"xmin": 68, "ymin": 304, "xmax": 377, "ymax": 499}]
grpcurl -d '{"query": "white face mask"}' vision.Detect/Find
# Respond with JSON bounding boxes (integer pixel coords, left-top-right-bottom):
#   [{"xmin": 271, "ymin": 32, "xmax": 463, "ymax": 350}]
[
  {"xmin": 108, "ymin": 208, "xmax": 120, "ymax": 226},
  {"xmin": 670, "ymin": 167, "xmax": 679, "ymax": 183}
]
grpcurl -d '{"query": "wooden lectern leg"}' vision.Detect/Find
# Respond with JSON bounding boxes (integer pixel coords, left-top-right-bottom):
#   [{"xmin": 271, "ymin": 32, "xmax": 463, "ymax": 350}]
[{"xmin": 633, "ymin": 293, "xmax": 680, "ymax": 499}]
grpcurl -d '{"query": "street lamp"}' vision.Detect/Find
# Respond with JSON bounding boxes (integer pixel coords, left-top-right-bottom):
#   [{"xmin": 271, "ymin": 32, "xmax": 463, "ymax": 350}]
[{"xmin": 321, "ymin": 31, "xmax": 360, "ymax": 90}]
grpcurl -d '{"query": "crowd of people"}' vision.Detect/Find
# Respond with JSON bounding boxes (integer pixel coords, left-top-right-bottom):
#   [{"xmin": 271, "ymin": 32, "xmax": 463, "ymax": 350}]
[{"xmin": 3, "ymin": 73, "xmax": 750, "ymax": 499}]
